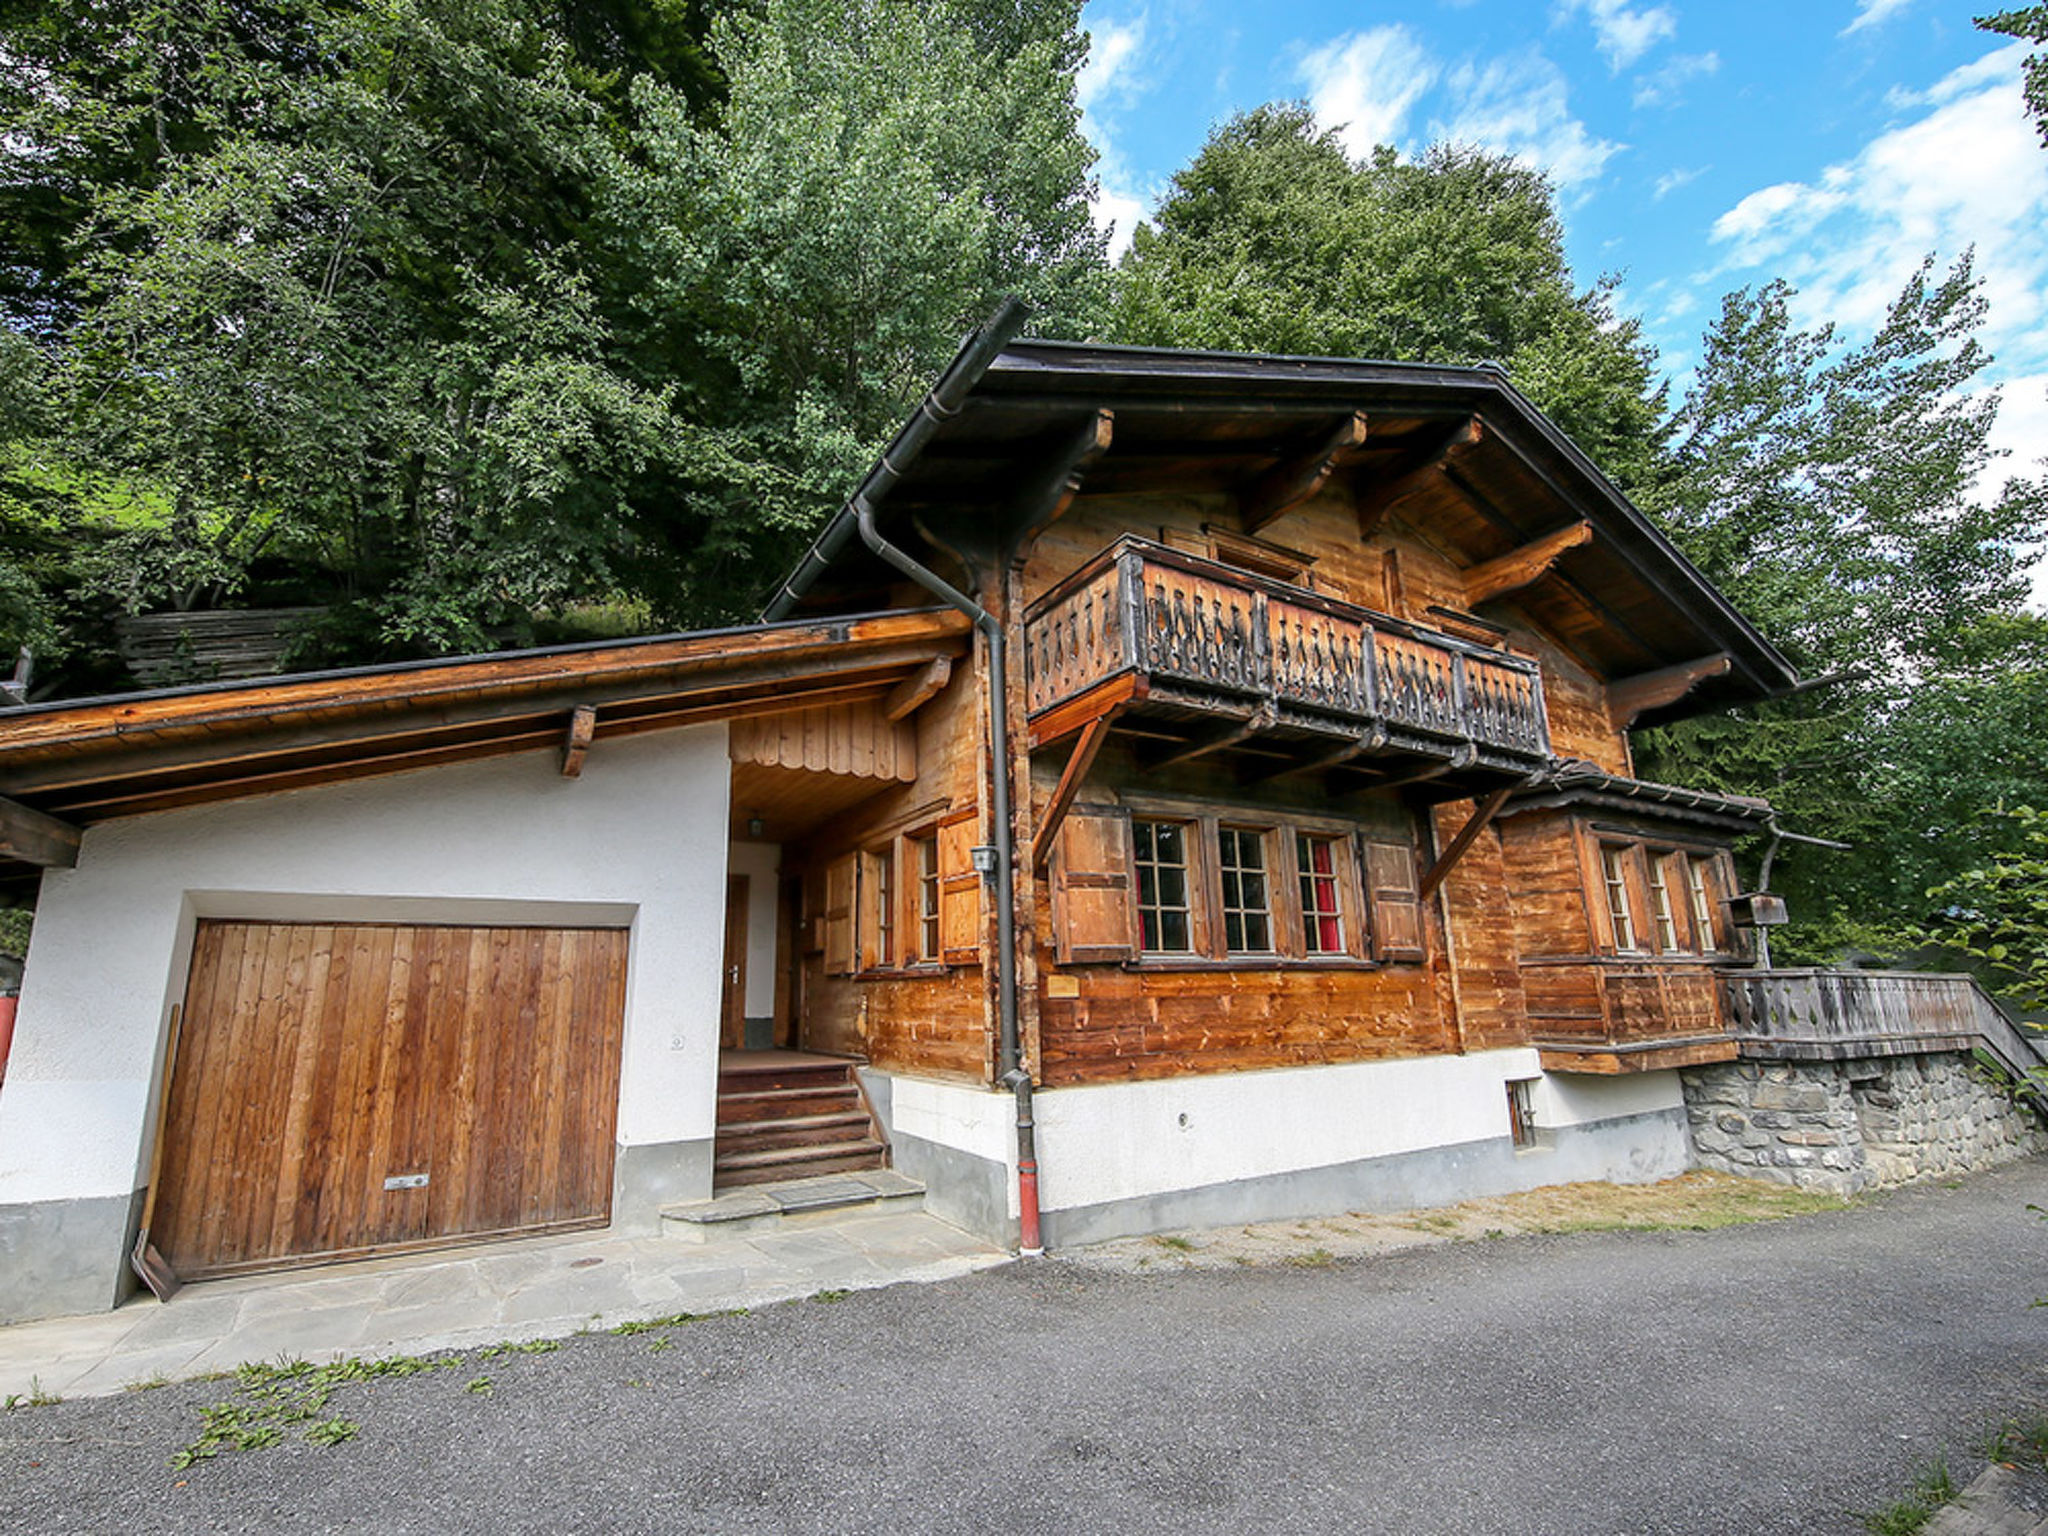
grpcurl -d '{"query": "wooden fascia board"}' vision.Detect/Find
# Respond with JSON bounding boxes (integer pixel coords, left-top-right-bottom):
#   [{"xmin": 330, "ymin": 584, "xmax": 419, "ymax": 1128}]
[
  {"xmin": 0, "ymin": 619, "xmax": 966, "ymax": 796},
  {"xmin": 0, "ymin": 610, "xmax": 970, "ymax": 759}
]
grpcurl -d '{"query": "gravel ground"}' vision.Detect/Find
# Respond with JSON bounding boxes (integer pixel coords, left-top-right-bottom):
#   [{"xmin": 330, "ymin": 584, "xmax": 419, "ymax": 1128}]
[{"xmin": 4, "ymin": 1159, "xmax": 2046, "ymax": 1536}]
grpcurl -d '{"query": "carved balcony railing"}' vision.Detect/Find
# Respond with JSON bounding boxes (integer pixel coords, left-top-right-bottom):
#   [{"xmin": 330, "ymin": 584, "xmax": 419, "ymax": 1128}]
[
  {"xmin": 1722, "ymin": 968, "xmax": 2048, "ymax": 1085},
  {"xmin": 1024, "ymin": 537, "xmax": 1550, "ymax": 778}
]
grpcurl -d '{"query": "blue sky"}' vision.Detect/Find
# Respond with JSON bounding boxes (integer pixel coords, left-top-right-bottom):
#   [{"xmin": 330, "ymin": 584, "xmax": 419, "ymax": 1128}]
[{"xmin": 1075, "ymin": 0, "xmax": 2048, "ymax": 502}]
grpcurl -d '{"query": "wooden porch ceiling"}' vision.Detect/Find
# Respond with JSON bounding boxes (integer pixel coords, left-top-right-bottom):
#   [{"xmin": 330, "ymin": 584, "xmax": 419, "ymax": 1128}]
[{"xmin": 0, "ymin": 609, "xmax": 970, "ymax": 866}]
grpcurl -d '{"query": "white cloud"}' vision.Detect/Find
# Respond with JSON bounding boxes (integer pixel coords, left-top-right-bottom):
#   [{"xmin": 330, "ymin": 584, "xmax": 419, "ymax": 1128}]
[
  {"xmin": 1298, "ymin": 26, "xmax": 1439, "ymax": 156},
  {"xmin": 1435, "ymin": 50, "xmax": 1623, "ymax": 193},
  {"xmin": 1843, "ymin": 0, "xmax": 1915, "ymax": 38},
  {"xmin": 1705, "ymin": 43, "xmax": 2048, "ymax": 345},
  {"xmin": 1634, "ymin": 51, "xmax": 1719, "ymax": 109},
  {"xmin": 1557, "ymin": 0, "xmax": 1679, "ymax": 72},
  {"xmin": 1653, "ymin": 164, "xmax": 1707, "ymax": 200},
  {"xmin": 1077, "ymin": 11, "xmax": 1159, "ymax": 259}
]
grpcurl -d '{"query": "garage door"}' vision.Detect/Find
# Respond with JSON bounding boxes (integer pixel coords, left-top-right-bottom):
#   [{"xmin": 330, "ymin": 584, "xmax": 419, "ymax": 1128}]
[{"xmin": 151, "ymin": 920, "xmax": 629, "ymax": 1280}]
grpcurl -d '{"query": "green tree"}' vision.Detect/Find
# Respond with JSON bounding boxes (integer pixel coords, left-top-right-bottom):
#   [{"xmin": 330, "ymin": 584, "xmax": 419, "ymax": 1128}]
[
  {"xmin": 1979, "ymin": 7, "xmax": 2048, "ymax": 145},
  {"xmin": 1635, "ymin": 257, "xmax": 2048, "ymax": 950},
  {"xmin": 1926, "ymin": 805, "xmax": 2048, "ymax": 1008},
  {"xmin": 606, "ymin": 0, "xmax": 1108, "ymax": 616},
  {"xmin": 1107, "ymin": 106, "xmax": 1665, "ymax": 492}
]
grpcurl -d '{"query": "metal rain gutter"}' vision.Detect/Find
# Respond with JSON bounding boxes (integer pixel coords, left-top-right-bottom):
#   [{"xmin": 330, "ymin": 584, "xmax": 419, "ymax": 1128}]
[{"xmin": 761, "ymin": 298, "xmax": 1045, "ymax": 1254}]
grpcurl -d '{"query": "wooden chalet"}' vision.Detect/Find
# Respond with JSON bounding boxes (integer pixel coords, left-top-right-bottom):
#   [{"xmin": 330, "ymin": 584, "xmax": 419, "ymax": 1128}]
[{"xmin": 1, "ymin": 317, "xmax": 2035, "ymax": 1325}]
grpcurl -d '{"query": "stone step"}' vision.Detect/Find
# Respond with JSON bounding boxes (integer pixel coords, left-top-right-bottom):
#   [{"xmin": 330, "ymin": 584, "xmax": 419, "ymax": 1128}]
[{"xmin": 661, "ymin": 1169, "xmax": 926, "ymax": 1244}]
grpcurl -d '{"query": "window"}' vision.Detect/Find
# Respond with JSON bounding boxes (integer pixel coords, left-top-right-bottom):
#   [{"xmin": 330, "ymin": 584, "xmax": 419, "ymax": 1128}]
[
  {"xmin": 1051, "ymin": 804, "xmax": 1416, "ymax": 967},
  {"xmin": 1648, "ymin": 855, "xmax": 1682, "ymax": 954},
  {"xmin": 1297, "ymin": 833, "xmax": 1346, "ymax": 955},
  {"xmin": 1217, "ymin": 826, "xmax": 1273, "ymax": 953},
  {"xmin": 1507, "ymin": 1079, "xmax": 1539, "ymax": 1150},
  {"xmin": 913, "ymin": 833, "xmax": 941, "ymax": 963},
  {"xmin": 1601, "ymin": 845, "xmax": 1637, "ymax": 951},
  {"xmin": 1134, "ymin": 819, "xmax": 1194, "ymax": 954},
  {"xmin": 862, "ymin": 848, "xmax": 894, "ymax": 969},
  {"xmin": 1685, "ymin": 856, "xmax": 1719, "ymax": 952}
]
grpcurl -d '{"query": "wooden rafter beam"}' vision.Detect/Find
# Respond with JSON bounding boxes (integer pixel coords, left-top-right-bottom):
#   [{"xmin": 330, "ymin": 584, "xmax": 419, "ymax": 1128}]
[
  {"xmin": 1419, "ymin": 785, "xmax": 1513, "ymax": 900},
  {"xmin": 1028, "ymin": 673, "xmax": 1148, "ymax": 751},
  {"xmin": 1011, "ymin": 409, "xmax": 1114, "ymax": 550},
  {"xmin": 1032, "ymin": 712, "xmax": 1116, "ymax": 874},
  {"xmin": 1608, "ymin": 653, "xmax": 1733, "ymax": 727},
  {"xmin": 883, "ymin": 655, "xmax": 953, "ymax": 721},
  {"xmin": 1241, "ymin": 411, "xmax": 1369, "ymax": 534},
  {"xmin": 1239, "ymin": 731, "xmax": 1380, "ymax": 786},
  {"xmin": 1138, "ymin": 707, "xmax": 1273, "ymax": 773},
  {"xmin": 560, "ymin": 704, "xmax": 596, "ymax": 778},
  {"xmin": 0, "ymin": 795, "xmax": 79, "ymax": 868},
  {"xmin": 1462, "ymin": 521, "xmax": 1593, "ymax": 606},
  {"xmin": 1356, "ymin": 417, "xmax": 1482, "ymax": 539}
]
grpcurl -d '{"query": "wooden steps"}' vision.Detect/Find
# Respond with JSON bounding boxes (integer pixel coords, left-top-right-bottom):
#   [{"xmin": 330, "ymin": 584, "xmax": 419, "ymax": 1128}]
[{"xmin": 715, "ymin": 1053, "xmax": 888, "ymax": 1190}]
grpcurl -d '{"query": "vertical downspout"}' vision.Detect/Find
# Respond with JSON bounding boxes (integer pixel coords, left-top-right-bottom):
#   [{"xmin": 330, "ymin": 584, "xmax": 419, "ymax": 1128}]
[{"xmin": 768, "ymin": 300, "xmax": 1041, "ymax": 1253}]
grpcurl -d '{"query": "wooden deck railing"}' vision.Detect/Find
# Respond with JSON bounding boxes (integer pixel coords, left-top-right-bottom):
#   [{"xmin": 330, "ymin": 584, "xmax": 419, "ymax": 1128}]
[
  {"xmin": 1722, "ymin": 968, "xmax": 2048, "ymax": 1083},
  {"xmin": 1024, "ymin": 537, "xmax": 1549, "ymax": 765}
]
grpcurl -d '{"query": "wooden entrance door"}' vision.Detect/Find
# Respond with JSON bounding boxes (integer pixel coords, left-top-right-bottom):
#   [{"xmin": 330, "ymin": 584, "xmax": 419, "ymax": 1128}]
[
  {"xmin": 722, "ymin": 875, "xmax": 749, "ymax": 1050},
  {"xmin": 152, "ymin": 920, "xmax": 628, "ymax": 1281}
]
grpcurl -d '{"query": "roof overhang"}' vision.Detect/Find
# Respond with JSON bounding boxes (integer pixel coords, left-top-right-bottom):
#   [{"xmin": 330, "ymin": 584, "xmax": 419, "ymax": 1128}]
[
  {"xmin": 0, "ymin": 608, "xmax": 970, "ymax": 870},
  {"xmin": 1502, "ymin": 762, "xmax": 1775, "ymax": 838},
  {"xmin": 768, "ymin": 333, "xmax": 1799, "ymax": 724}
]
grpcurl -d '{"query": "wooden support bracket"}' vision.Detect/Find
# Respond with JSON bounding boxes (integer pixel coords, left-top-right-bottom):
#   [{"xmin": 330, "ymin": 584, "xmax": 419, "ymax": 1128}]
[
  {"xmin": 1356, "ymin": 417, "xmax": 1482, "ymax": 539},
  {"xmin": 1419, "ymin": 785, "xmax": 1514, "ymax": 899},
  {"xmin": 1011, "ymin": 409, "xmax": 1114, "ymax": 552},
  {"xmin": 1140, "ymin": 706, "xmax": 1273, "ymax": 773},
  {"xmin": 1608, "ymin": 653, "xmax": 1732, "ymax": 727},
  {"xmin": 0, "ymin": 795, "xmax": 80, "ymax": 868},
  {"xmin": 561, "ymin": 704, "xmax": 597, "ymax": 778},
  {"xmin": 1033, "ymin": 713, "xmax": 1116, "ymax": 874},
  {"xmin": 1241, "ymin": 411, "xmax": 1369, "ymax": 534},
  {"xmin": 883, "ymin": 655, "xmax": 953, "ymax": 721},
  {"xmin": 1462, "ymin": 521, "xmax": 1593, "ymax": 606}
]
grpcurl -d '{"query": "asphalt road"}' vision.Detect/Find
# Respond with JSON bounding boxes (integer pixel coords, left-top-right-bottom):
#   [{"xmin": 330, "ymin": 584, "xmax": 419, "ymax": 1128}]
[{"xmin": 5, "ymin": 1159, "xmax": 2046, "ymax": 1535}]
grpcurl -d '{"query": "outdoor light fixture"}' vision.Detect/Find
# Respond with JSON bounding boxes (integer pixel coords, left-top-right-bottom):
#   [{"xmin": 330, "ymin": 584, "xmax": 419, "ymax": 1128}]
[
  {"xmin": 971, "ymin": 845, "xmax": 999, "ymax": 877},
  {"xmin": 747, "ymin": 811, "xmax": 765, "ymax": 839}
]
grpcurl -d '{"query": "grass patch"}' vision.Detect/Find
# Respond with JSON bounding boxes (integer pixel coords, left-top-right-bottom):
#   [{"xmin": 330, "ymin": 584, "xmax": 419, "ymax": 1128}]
[
  {"xmin": 1982, "ymin": 1412, "xmax": 2048, "ymax": 1466},
  {"xmin": 1861, "ymin": 1456, "xmax": 1957, "ymax": 1535},
  {"xmin": 1151, "ymin": 1234, "xmax": 1196, "ymax": 1252},
  {"xmin": 1284, "ymin": 1247, "xmax": 1335, "ymax": 1268},
  {"xmin": 1407, "ymin": 1172, "xmax": 1851, "ymax": 1240},
  {"xmin": 4, "ymin": 1377, "xmax": 61, "ymax": 1410},
  {"xmin": 810, "ymin": 1289, "xmax": 851, "ymax": 1304},
  {"xmin": 169, "ymin": 1350, "xmax": 465, "ymax": 1468}
]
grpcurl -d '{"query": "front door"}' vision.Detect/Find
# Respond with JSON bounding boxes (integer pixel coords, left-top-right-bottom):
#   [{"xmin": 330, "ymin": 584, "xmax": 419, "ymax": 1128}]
[{"xmin": 721, "ymin": 874, "xmax": 749, "ymax": 1049}]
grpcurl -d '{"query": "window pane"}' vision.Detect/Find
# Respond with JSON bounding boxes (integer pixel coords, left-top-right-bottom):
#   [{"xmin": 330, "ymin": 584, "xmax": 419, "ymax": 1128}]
[
  {"xmin": 1297, "ymin": 833, "xmax": 1345, "ymax": 954},
  {"xmin": 1135, "ymin": 817, "xmax": 1193, "ymax": 954},
  {"xmin": 1218, "ymin": 826, "xmax": 1272, "ymax": 954}
]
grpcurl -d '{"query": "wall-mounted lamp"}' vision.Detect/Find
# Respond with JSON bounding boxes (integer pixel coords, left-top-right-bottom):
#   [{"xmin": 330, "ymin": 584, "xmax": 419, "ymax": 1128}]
[{"xmin": 747, "ymin": 811, "xmax": 766, "ymax": 839}]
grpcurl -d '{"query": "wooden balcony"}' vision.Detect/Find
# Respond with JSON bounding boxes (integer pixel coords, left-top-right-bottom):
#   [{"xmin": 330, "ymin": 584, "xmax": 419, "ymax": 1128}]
[
  {"xmin": 1024, "ymin": 538, "xmax": 1551, "ymax": 795},
  {"xmin": 1523, "ymin": 960, "xmax": 1737, "ymax": 1074},
  {"xmin": 1723, "ymin": 968, "xmax": 2048, "ymax": 1085}
]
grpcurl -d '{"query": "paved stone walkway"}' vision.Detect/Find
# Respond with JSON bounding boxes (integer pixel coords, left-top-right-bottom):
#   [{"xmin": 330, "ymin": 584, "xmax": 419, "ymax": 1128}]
[{"xmin": 0, "ymin": 1209, "xmax": 1007, "ymax": 1402}]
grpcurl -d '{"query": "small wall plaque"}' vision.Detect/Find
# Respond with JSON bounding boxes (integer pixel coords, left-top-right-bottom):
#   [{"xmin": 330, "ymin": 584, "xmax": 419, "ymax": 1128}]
[{"xmin": 383, "ymin": 1173, "xmax": 429, "ymax": 1191}]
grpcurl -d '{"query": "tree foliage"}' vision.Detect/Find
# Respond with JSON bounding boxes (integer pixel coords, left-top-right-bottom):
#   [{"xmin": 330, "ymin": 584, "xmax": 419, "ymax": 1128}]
[
  {"xmin": 1107, "ymin": 106, "xmax": 1665, "ymax": 491},
  {"xmin": 1927, "ymin": 805, "xmax": 2048, "ymax": 1008},
  {"xmin": 1634, "ymin": 257, "xmax": 2048, "ymax": 949},
  {"xmin": 1980, "ymin": 6, "xmax": 2048, "ymax": 146}
]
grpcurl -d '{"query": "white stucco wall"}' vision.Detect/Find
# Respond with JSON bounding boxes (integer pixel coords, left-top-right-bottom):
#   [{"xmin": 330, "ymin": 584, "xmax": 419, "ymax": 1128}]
[
  {"xmin": 0, "ymin": 726, "xmax": 731, "ymax": 1210},
  {"xmin": 1032, "ymin": 1049, "xmax": 1550, "ymax": 1213},
  {"xmin": 1535, "ymin": 1066, "xmax": 1684, "ymax": 1128},
  {"xmin": 727, "ymin": 841, "xmax": 782, "ymax": 1018}
]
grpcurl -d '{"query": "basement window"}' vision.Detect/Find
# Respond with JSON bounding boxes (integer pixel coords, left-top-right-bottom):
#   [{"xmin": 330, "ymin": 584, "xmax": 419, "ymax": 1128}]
[{"xmin": 1507, "ymin": 1079, "xmax": 1539, "ymax": 1151}]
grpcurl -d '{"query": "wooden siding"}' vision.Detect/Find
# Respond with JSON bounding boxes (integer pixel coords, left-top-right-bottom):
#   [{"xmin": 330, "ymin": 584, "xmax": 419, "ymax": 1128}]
[
  {"xmin": 153, "ymin": 920, "xmax": 627, "ymax": 1280},
  {"xmin": 730, "ymin": 703, "xmax": 917, "ymax": 782}
]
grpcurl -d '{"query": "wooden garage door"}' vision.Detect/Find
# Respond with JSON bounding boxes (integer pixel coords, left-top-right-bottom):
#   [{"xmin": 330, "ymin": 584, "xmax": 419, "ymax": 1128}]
[{"xmin": 152, "ymin": 921, "xmax": 629, "ymax": 1280}]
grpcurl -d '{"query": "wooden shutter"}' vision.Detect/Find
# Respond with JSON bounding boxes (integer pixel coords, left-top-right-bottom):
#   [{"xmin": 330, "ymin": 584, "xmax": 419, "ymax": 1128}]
[
  {"xmin": 823, "ymin": 854, "xmax": 856, "ymax": 975},
  {"xmin": 1053, "ymin": 805, "xmax": 1137, "ymax": 964},
  {"xmin": 1365, "ymin": 838, "xmax": 1425, "ymax": 963},
  {"xmin": 936, "ymin": 809, "xmax": 982, "ymax": 966}
]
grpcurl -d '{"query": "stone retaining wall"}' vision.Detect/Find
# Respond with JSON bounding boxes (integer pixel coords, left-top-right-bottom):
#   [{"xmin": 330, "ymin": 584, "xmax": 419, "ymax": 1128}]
[{"xmin": 1680, "ymin": 1051, "xmax": 2045, "ymax": 1195}]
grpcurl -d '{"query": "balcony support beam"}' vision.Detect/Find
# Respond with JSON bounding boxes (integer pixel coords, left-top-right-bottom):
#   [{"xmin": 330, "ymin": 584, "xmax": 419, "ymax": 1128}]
[
  {"xmin": 1418, "ymin": 784, "xmax": 1513, "ymax": 899},
  {"xmin": 1033, "ymin": 711, "xmax": 1117, "ymax": 874},
  {"xmin": 1241, "ymin": 412, "xmax": 1369, "ymax": 535},
  {"xmin": 1462, "ymin": 521, "xmax": 1593, "ymax": 606},
  {"xmin": 1139, "ymin": 705, "xmax": 1275, "ymax": 772},
  {"xmin": 1012, "ymin": 409, "xmax": 1115, "ymax": 553}
]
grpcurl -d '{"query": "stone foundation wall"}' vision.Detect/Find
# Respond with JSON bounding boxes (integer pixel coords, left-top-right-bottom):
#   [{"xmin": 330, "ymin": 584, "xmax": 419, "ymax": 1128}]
[{"xmin": 1681, "ymin": 1051, "xmax": 2046, "ymax": 1196}]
